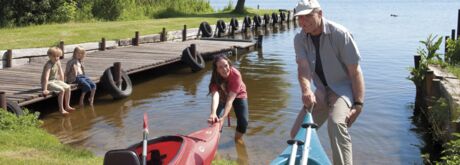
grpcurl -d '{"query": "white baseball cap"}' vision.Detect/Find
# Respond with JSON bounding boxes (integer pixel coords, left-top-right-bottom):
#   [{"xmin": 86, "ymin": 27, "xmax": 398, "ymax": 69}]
[{"xmin": 294, "ymin": 0, "xmax": 321, "ymax": 16}]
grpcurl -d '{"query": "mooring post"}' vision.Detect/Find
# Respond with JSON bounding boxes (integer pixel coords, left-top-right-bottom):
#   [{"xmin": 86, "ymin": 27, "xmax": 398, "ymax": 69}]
[
  {"xmin": 190, "ymin": 44, "xmax": 197, "ymax": 59},
  {"xmin": 182, "ymin": 25, "xmax": 187, "ymax": 41},
  {"xmin": 432, "ymin": 78, "xmax": 441, "ymax": 98},
  {"xmin": 257, "ymin": 35, "xmax": 263, "ymax": 49},
  {"xmin": 445, "ymin": 36, "xmax": 450, "ymax": 56},
  {"xmin": 5, "ymin": 49, "xmax": 12, "ymax": 68},
  {"xmin": 134, "ymin": 31, "xmax": 140, "ymax": 46},
  {"xmin": 0, "ymin": 91, "xmax": 6, "ymax": 111},
  {"xmin": 414, "ymin": 55, "xmax": 421, "ymax": 69},
  {"xmin": 287, "ymin": 11, "xmax": 291, "ymax": 23},
  {"xmin": 457, "ymin": 9, "xmax": 460, "ymax": 38},
  {"xmin": 100, "ymin": 37, "xmax": 106, "ymax": 51},
  {"xmin": 113, "ymin": 62, "xmax": 122, "ymax": 87},
  {"xmin": 59, "ymin": 41, "xmax": 64, "ymax": 59},
  {"xmin": 425, "ymin": 70, "xmax": 434, "ymax": 98},
  {"xmin": 161, "ymin": 28, "xmax": 166, "ymax": 42},
  {"xmin": 452, "ymin": 29, "xmax": 456, "ymax": 41},
  {"xmin": 293, "ymin": 8, "xmax": 296, "ymax": 22}
]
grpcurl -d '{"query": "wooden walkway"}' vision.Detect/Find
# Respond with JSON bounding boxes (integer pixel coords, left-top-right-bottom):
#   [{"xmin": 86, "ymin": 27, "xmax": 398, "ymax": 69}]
[{"xmin": 0, "ymin": 39, "xmax": 255, "ymax": 107}]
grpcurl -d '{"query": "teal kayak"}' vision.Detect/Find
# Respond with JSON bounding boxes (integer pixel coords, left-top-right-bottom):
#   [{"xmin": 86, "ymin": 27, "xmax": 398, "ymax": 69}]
[{"xmin": 271, "ymin": 111, "xmax": 331, "ymax": 165}]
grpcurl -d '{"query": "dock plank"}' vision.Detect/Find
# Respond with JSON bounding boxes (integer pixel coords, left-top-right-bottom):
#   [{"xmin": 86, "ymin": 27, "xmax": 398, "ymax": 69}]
[{"xmin": 0, "ymin": 39, "xmax": 256, "ymax": 107}]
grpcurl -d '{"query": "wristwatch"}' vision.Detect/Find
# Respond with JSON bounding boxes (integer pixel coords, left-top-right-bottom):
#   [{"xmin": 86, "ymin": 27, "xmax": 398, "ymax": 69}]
[{"xmin": 353, "ymin": 101, "xmax": 364, "ymax": 109}]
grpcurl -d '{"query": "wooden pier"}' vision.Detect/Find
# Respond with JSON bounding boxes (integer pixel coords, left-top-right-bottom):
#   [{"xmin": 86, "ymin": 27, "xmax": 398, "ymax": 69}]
[{"xmin": 0, "ymin": 39, "xmax": 255, "ymax": 108}]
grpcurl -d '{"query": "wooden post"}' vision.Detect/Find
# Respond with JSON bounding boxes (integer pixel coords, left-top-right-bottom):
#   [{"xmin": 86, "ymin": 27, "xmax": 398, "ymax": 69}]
[
  {"xmin": 452, "ymin": 29, "xmax": 456, "ymax": 41},
  {"xmin": 287, "ymin": 11, "xmax": 291, "ymax": 23},
  {"xmin": 432, "ymin": 78, "xmax": 441, "ymax": 98},
  {"xmin": 457, "ymin": 9, "xmax": 460, "ymax": 38},
  {"xmin": 0, "ymin": 91, "xmax": 6, "ymax": 111},
  {"xmin": 425, "ymin": 70, "xmax": 434, "ymax": 97},
  {"xmin": 161, "ymin": 28, "xmax": 166, "ymax": 42},
  {"xmin": 134, "ymin": 31, "xmax": 139, "ymax": 46},
  {"xmin": 257, "ymin": 35, "xmax": 263, "ymax": 49},
  {"xmin": 182, "ymin": 25, "xmax": 187, "ymax": 41},
  {"xmin": 100, "ymin": 37, "xmax": 106, "ymax": 51},
  {"xmin": 5, "ymin": 49, "xmax": 12, "ymax": 68},
  {"xmin": 293, "ymin": 8, "xmax": 296, "ymax": 22},
  {"xmin": 231, "ymin": 26, "xmax": 235, "ymax": 37},
  {"xmin": 113, "ymin": 62, "xmax": 122, "ymax": 87},
  {"xmin": 414, "ymin": 55, "xmax": 421, "ymax": 69},
  {"xmin": 445, "ymin": 36, "xmax": 450, "ymax": 56},
  {"xmin": 59, "ymin": 41, "xmax": 64, "ymax": 59},
  {"xmin": 190, "ymin": 44, "xmax": 196, "ymax": 59}
]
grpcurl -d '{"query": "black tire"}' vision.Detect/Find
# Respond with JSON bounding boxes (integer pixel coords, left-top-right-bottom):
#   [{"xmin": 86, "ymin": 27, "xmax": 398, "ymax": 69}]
[
  {"xmin": 243, "ymin": 16, "xmax": 252, "ymax": 28},
  {"xmin": 216, "ymin": 20, "xmax": 227, "ymax": 34},
  {"xmin": 230, "ymin": 18, "xmax": 239, "ymax": 31},
  {"xmin": 181, "ymin": 47, "xmax": 205, "ymax": 72},
  {"xmin": 272, "ymin": 13, "xmax": 279, "ymax": 24},
  {"xmin": 280, "ymin": 12, "xmax": 286, "ymax": 22},
  {"xmin": 263, "ymin": 14, "xmax": 270, "ymax": 25},
  {"xmin": 199, "ymin": 22, "xmax": 212, "ymax": 37},
  {"xmin": 6, "ymin": 101, "xmax": 23, "ymax": 116},
  {"xmin": 101, "ymin": 67, "xmax": 133, "ymax": 99},
  {"xmin": 253, "ymin": 15, "xmax": 262, "ymax": 27}
]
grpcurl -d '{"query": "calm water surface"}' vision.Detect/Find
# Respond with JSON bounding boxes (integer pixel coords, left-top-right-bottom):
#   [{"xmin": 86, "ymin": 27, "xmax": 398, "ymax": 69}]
[{"xmin": 40, "ymin": 0, "xmax": 460, "ymax": 164}]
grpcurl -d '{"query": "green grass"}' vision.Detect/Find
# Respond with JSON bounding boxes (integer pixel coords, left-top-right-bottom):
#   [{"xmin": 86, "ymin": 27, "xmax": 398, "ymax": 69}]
[
  {"xmin": 0, "ymin": 9, "xmax": 276, "ymax": 50},
  {"xmin": 0, "ymin": 109, "xmax": 102, "ymax": 164},
  {"xmin": 446, "ymin": 65, "xmax": 460, "ymax": 79},
  {"xmin": 0, "ymin": 128, "xmax": 102, "ymax": 165}
]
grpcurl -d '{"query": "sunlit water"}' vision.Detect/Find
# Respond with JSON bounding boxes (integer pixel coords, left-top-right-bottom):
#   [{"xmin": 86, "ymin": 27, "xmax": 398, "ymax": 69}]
[{"xmin": 39, "ymin": 0, "xmax": 460, "ymax": 164}]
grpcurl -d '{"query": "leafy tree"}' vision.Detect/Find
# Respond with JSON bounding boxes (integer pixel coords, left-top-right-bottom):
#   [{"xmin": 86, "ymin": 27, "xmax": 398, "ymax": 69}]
[
  {"xmin": 0, "ymin": 0, "xmax": 76, "ymax": 27},
  {"xmin": 445, "ymin": 38, "xmax": 460, "ymax": 65},
  {"xmin": 92, "ymin": 0, "xmax": 123, "ymax": 21}
]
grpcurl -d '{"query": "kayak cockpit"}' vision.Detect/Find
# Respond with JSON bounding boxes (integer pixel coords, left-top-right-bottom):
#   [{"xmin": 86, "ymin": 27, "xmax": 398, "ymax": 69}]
[{"xmin": 129, "ymin": 136, "xmax": 184, "ymax": 165}]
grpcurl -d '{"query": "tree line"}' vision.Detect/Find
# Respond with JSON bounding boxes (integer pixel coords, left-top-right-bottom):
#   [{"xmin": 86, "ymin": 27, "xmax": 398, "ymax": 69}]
[{"xmin": 0, "ymin": 0, "xmax": 215, "ymax": 28}]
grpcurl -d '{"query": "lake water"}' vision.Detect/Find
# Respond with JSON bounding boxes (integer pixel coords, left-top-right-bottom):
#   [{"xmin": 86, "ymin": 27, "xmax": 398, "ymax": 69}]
[{"xmin": 39, "ymin": 0, "xmax": 460, "ymax": 164}]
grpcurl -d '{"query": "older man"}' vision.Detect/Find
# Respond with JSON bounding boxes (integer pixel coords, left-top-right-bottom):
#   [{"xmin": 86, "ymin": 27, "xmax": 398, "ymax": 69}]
[{"xmin": 290, "ymin": 0, "xmax": 365, "ymax": 164}]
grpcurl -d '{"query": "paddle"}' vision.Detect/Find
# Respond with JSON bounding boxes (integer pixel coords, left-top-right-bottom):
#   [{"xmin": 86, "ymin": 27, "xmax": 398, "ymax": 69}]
[
  {"xmin": 300, "ymin": 104, "xmax": 317, "ymax": 165},
  {"xmin": 142, "ymin": 112, "xmax": 149, "ymax": 165},
  {"xmin": 287, "ymin": 139, "xmax": 304, "ymax": 165}
]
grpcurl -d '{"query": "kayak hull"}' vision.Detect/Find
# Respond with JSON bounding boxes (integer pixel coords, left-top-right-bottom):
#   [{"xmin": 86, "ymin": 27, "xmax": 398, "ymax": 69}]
[
  {"xmin": 105, "ymin": 123, "xmax": 221, "ymax": 165},
  {"xmin": 271, "ymin": 113, "xmax": 331, "ymax": 165}
]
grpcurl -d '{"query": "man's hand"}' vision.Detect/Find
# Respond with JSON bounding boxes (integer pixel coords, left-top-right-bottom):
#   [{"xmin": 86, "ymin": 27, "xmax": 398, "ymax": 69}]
[
  {"xmin": 302, "ymin": 89, "xmax": 316, "ymax": 108},
  {"xmin": 346, "ymin": 105, "xmax": 362, "ymax": 127}
]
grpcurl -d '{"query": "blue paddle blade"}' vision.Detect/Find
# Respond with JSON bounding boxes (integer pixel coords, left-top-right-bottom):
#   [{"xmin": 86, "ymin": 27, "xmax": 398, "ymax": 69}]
[{"xmin": 270, "ymin": 112, "xmax": 331, "ymax": 165}]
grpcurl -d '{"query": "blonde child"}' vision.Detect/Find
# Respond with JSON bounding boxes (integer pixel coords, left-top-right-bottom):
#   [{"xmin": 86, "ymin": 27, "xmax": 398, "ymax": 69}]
[
  {"xmin": 41, "ymin": 47, "xmax": 75, "ymax": 115},
  {"xmin": 65, "ymin": 46, "xmax": 96, "ymax": 106}
]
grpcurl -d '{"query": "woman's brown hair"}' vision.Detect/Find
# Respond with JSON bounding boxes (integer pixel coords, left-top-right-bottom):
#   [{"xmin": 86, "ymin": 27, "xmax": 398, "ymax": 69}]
[{"xmin": 208, "ymin": 55, "xmax": 232, "ymax": 97}]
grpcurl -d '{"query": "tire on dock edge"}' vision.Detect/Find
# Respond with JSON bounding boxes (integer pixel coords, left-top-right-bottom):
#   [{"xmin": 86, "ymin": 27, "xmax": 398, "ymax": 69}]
[{"xmin": 101, "ymin": 67, "xmax": 133, "ymax": 99}]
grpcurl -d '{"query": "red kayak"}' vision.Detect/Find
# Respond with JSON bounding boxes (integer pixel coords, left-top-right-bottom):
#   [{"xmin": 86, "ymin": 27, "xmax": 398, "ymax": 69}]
[{"xmin": 104, "ymin": 122, "xmax": 222, "ymax": 165}]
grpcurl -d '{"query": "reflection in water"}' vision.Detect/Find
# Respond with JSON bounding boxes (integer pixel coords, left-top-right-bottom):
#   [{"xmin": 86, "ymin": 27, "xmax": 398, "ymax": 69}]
[{"xmin": 236, "ymin": 140, "xmax": 249, "ymax": 165}]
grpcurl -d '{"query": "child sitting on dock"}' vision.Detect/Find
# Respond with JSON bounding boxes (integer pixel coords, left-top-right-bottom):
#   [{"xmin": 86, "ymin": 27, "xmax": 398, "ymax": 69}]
[
  {"xmin": 41, "ymin": 47, "xmax": 75, "ymax": 115},
  {"xmin": 65, "ymin": 46, "xmax": 96, "ymax": 106}
]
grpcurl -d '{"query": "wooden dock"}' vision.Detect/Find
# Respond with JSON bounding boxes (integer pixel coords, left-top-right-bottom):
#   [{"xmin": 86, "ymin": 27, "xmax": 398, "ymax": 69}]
[{"xmin": 0, "ymin": 39, "xmax": 256, "ymax": 107}]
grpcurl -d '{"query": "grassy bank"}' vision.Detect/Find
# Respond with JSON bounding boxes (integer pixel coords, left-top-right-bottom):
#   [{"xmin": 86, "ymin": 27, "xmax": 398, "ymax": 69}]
[
  {"xmin": 0, "ymin": 109, "xmax": 102, "ymax": 164},
  {"xmin": 0, "ymin": 9, "xmax": 276, "ymax": 50}
]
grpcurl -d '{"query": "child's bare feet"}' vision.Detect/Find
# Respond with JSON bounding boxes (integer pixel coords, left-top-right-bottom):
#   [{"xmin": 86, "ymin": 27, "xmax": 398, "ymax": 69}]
[
  {"xmin": 88, "ymin": 98, "xmax": 94, "ymax": 106},
  {"xmin": 66, "ymin": 106, "xmax": 75, "ymax": 111},
  {"xmin": 61, "ymin": 110, "xmax": 69, "ymax": 115}
]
